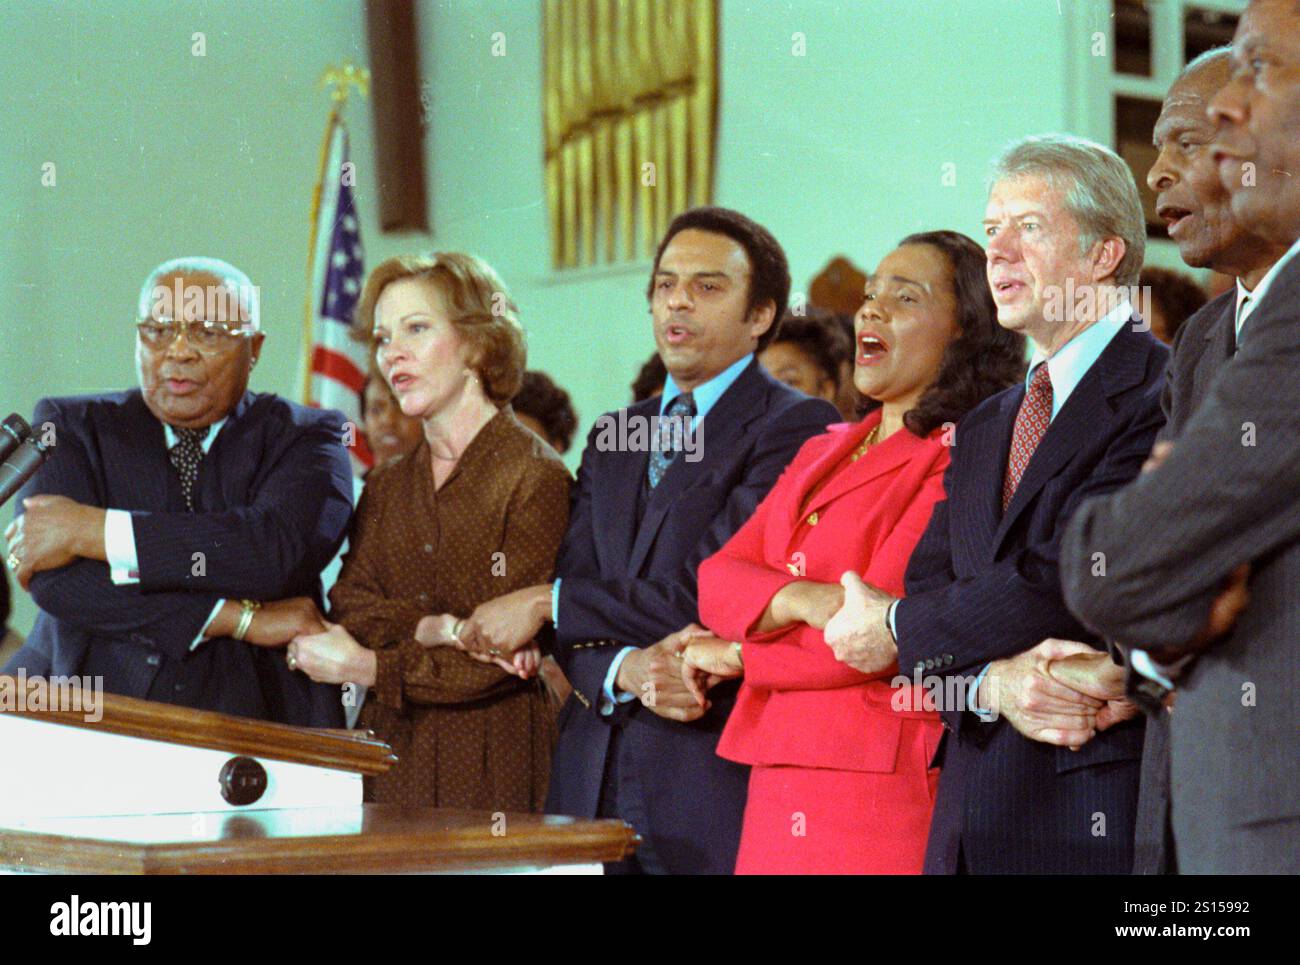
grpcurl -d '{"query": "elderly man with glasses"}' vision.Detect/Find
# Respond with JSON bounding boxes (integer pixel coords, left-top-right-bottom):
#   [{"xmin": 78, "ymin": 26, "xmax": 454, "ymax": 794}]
[{"xmin": 2, "ymin": 257, "xmax": 353, "ymax": 726}]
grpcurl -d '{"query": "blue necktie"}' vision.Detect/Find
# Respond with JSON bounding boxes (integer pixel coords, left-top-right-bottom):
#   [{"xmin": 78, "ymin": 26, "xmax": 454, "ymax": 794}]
[{"xmin": 647, "ymin": 392, "xmax": 696, "ymax": 488}]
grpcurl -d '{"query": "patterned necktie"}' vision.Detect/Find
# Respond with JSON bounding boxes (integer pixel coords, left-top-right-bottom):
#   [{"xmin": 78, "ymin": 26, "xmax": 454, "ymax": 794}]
[
  {"xmin": 1002, "ymin": 364, "xmax": 1053, "ymax": 511},
  {"xmin": 169, "ymin": 426, "xmax": 210, "ymax": 512},
  {"xmin": 647, "ymin": 392, "xmax": 696, "ymax": 488}
]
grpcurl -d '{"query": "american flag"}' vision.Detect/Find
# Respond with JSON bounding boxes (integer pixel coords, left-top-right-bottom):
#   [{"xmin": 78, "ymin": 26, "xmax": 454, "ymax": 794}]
[{"xmin": 303, "ymin": 118, "xmax": 373, "ymax": 472}]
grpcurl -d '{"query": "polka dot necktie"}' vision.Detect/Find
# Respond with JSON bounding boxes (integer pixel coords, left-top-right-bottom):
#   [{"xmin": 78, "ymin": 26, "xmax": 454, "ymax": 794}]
[
  {"xmin": 1002, "ymin": 364, "xmax": 1053, "ymax": 512},
  {"xmin": 647, "ymin": 391, "xmax": 696, "ymax": 488},
  {"xmin": 169, "ymin": 426, "xmax": 210, "ymax": 512}
]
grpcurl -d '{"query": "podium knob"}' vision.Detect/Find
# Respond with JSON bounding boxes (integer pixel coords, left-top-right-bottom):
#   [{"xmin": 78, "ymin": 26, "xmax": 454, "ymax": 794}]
[{"xmin": 218, "ymin": 756, "xmax": 268, "ymax": 806}]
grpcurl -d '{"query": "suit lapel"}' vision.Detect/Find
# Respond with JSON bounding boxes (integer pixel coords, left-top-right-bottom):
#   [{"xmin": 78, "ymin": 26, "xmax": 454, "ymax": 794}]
[
  {"xmin": 627, "ymin": 360, "xmax": 766, "ymax": 574},
  {"xmin": 994, "ymin": 325, "xmax": 1153, "ymax": 549},
  {"xmin": 198, "ymin": 392, "xmax": 255, "ymax": 511},
  {"xmin": 592, "ymin": 400, "xmax": 653, "ymax": 572},
  {"xmin": 801, "ymin": 415, "xmax": 924, "ymax": 517},
  {"xmin": 118, "ymin": 390, "xmax": 174, "ymax": 510},
  {"xmin": 959, "ymin": 395, "xmax": 1017, "ymax": 560}
]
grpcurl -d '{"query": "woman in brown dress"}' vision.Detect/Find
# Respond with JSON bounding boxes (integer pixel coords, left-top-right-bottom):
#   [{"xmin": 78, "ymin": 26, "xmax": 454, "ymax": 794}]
[{"xmin": 289, "ymin": 252, "xmax": 571, "ymax": 812}]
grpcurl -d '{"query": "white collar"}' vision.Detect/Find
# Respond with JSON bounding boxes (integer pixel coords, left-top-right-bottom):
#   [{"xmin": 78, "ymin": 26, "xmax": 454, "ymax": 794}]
[{"xmin": 161, "ymin": 417, "xmax": 227, "ymax": 454}]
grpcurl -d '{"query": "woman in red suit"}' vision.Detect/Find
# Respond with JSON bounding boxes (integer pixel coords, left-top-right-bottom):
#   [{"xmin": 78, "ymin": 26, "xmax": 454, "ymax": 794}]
[{"xmin": 683, "ymin": 231, "xmax": 1025, "ymax": 874}]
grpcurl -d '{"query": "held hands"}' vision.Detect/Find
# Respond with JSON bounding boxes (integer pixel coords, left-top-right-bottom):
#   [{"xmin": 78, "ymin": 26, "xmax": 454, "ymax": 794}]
[
  {"xmin": 4, "ymin": 495, "xmax": 105, "ymax": 590},
  {"xmin": 824, "ymin": 572, "xmax": 898, "ymax": 674},
  {"xmin": 979, "ymin": 639, "xmax": 1109, "ymax": 749},
  {"xmin": 761, "ymin": 579, "xmax": 844, "ymax": 632},
  {"xmin": 456, "ymin": 584, "xmax": 551, "ymax": 658},
  {"xmin": 1046, "ymin": 648, "xmax": 1139, "ymax": 733},
  {"xmin": 288, "ymin": 622, "xmax": 377, "ymax": 687},
  {"xmin": 616, "ymin": 624, "xmax": 714, "ymax": 722},
  {"xmin": 416, "ymin": 611, "xmax": 542, "ymax": 679},
  {"xmin": 679, "ymin": 636, "xmax": 743, "ymax": 708}
]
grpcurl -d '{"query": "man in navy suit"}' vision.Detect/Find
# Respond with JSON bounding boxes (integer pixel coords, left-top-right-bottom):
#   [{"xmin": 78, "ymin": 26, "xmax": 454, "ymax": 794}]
[
  {"xmin": 822, "ymin": 136, "xmax": 1165, "ymax": 873},
  {"xmin": 3, "ymin": 257, "xmax": 352, "ymax": 727},
  {"xmin": 457, "ymin": 208, "xmax": 837, "ymax": 873}
]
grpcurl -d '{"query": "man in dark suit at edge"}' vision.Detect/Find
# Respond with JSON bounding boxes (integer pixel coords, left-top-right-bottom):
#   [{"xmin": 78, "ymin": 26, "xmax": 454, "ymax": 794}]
[
  {"xmin": 1062, "ymin": 0, "xmax": 1300, "ymax": 874},
  {"xmin": 1014, "ymin": 47, "xmax": 1288, "ymax": 875},
  {"xmin": 452, "ymin": 207, "xmax": 838, "ymax": 873},
  {"xmin": 818, "ymin": 136, "xmax": 1165, "ymax": 874},
  {"xmin": 3, "ymin": 257, "xmax": 352, "ymax": 727}
]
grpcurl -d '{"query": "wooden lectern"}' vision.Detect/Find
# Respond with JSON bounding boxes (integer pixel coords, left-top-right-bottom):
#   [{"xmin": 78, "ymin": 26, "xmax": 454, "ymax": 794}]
[{"xmin": 0, "ymin": 675, "xmax": 637, "ymax": 874}]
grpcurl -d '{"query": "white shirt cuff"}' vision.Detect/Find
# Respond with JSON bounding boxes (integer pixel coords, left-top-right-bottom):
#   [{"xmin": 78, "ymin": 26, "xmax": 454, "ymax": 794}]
[
  {"xmin": 104, "ymin": 509, "xmax": 140, "ymax": 585},
  {"xmin": 887, "ymin": 599, "xmax": 899, "ymax": 640},
  {"xmin": 191, "ymin": 599, "xmax": 226, "ymax": 651},
  {"xmin": 968, "ymin": 663, "xmax": 995, "ymax": 720},
  {"xmin": 1128, "ymin": 648, "xmax": 1178, "ymax": 691},
  {"xmin": 600, "ymin": 646, "xmax": 639, "ymax": 715}
]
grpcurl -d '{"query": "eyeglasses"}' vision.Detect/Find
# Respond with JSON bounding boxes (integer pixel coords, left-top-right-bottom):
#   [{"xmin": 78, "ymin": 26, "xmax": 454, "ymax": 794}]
[{"xmin": 135, "ymin": 318, "xmax": 255, "ymax": 353}]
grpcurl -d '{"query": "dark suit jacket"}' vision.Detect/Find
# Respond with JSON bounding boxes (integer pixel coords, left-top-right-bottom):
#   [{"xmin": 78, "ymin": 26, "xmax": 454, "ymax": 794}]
[
  {"xmin": 3, "ymin": 390, "xmax": 353, "ymax": 726},
  {"xmin": 1063, "ymin": 255, "xmax": 1300, "ymax": 872},
  {"xmin": 544, "ymin": 359, "xmax": 837, "ymax": 874},
  {"xmin": 894, "ymin": 322, "xmax": 1166, "ymax": 874},
  {"xmin": 1125, "ymin": 288, "xmax": 1237, "ymax": 874}
]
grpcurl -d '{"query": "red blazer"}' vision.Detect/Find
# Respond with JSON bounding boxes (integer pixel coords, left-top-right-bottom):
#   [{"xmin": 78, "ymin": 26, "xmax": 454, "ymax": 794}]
[{"xmin": 698, "ymin": 412, "xmax": 948, "ymax": 772}]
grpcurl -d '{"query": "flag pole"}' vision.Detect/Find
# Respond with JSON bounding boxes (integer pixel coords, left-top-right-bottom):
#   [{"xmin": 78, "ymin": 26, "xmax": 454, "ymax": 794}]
[{"xmin": 300, "ymin": 61, "xmax": 370, "ymax": 404}]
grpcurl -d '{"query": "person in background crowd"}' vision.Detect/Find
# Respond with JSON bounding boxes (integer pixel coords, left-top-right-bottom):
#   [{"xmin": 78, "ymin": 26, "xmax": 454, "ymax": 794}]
[
  {"xmin": 683, "ymin": 231, "xmax": 1024, "ymax": 873},
  {"xmin": 758, "ymin": 306, "xmax": 850, "ymax": 407},
  {"xmin": 1138, "ymin": 266, "xmax": 1208, "ymax": 345},
  {"xmin": 630, "ymin": 351, "xmax": 667, "ymax": 403},
  {"xmin": 288, "ymin": 252, "xmax": 571, "ymax": 811},
  {"xmin": 831, "ymin": 312, "xmax": 864, "ymax": 421},
  {"xmin": 361, "ymin": 365, "xmax": 424, "ymax": 468},
  {"xmin": 513, "ymin": 370, "xmax": 578, "ymax": 455}
]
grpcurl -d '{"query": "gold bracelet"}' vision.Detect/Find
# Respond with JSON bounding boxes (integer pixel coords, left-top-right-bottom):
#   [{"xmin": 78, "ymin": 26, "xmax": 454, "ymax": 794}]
[{"xmin": 233, "ymin": 599, "xmax": 262, "ymax": 641}]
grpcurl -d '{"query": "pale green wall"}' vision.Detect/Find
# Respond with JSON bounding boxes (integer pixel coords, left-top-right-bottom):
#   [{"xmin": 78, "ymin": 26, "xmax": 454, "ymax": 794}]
[{"xmin": 0, "ymin": 0, "xmax": 1183, "ymax": 636}]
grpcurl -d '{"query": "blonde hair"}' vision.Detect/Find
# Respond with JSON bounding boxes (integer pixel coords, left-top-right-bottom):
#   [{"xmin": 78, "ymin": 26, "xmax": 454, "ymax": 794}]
[{"xmin": 357, "ymin": 252, "xmax": 526, "ymax": 404}]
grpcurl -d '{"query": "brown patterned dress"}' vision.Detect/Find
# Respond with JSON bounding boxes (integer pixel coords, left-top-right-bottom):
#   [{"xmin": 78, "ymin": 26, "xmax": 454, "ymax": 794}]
[{"xmin": 329, "ymin": 407, "xmax": 571, "ymax": 811}]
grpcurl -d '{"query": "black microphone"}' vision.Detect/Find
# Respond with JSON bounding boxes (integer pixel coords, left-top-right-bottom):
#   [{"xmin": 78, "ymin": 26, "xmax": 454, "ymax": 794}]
[
  {"xmin": 0, "ymin": 413, "xmax": 30, "ymax": 466},
  {"xmin": 0, "ymin": 437, "xmax": 51, "ymax": 510}
]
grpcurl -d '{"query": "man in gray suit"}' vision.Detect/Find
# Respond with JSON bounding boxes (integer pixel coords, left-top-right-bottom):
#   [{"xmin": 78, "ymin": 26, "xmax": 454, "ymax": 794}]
[{"xmin": 1062, "ymin": 0, "xmax": 1300, "ymax": 874}]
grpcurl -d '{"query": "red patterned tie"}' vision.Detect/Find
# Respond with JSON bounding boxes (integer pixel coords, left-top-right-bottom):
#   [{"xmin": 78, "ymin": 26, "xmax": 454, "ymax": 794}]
[{"xmin": 1003, "ymin": 364, "xmax": 1053, "ymax": 511}]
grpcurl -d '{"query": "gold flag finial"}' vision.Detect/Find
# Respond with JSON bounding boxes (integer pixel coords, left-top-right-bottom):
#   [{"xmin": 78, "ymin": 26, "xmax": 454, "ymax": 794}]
[{"xmin": 319, "ymin": 60, "xmax": 371, "ymax": 107}]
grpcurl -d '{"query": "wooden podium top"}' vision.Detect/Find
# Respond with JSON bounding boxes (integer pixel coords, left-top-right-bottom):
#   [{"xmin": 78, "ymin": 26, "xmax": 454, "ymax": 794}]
[
  {"xmin": 0, "ymin": 805, "xmax": 638, "ymax": 874},
  {"xmin": 0, "ymin": 675, "xmax": 397, "ymax": 776}
]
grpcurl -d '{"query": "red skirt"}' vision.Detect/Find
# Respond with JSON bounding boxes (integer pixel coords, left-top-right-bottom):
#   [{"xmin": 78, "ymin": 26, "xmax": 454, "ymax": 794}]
[{"xmin": 734, "ymin": 759, "xmax": 939, "ymax": 875}]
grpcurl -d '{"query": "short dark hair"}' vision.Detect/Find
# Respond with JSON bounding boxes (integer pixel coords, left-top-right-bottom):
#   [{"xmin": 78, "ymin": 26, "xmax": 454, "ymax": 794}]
[
  {"xmin": 894, "ymin": 230, "xmax": 1027, "ymax": 437},
  {"xmin": 770, "ymin": 307, "xmax": 852, "ymax": 390},
  {"xmin": 648, "ymin": 206, "xmax": 791, "ymax": 352},
  {"xmin": 512, "ymin": 370, "xmax": 578, "ymax": 454},
  {"xmin": 631, "ymin": 352, "xmax": 668, "ymax": 403},
  {"xmin": 1140, "ymin": 266, "xmax": 1208, "ymax": 344}
]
